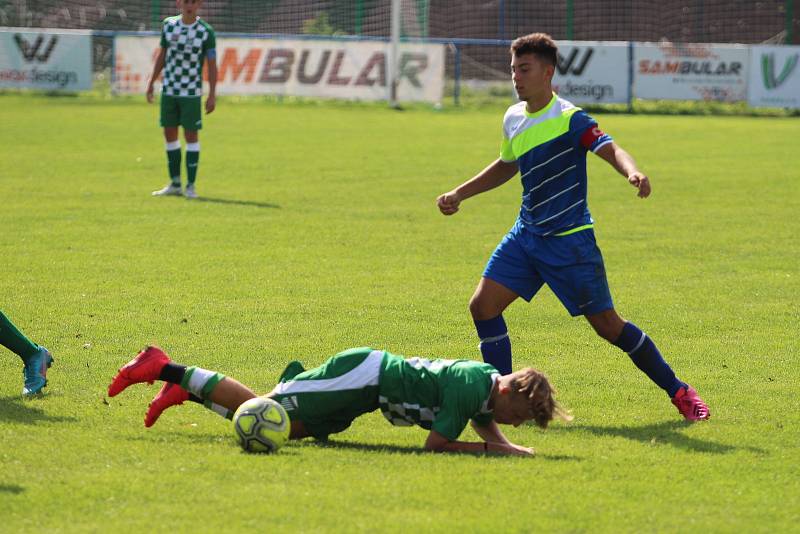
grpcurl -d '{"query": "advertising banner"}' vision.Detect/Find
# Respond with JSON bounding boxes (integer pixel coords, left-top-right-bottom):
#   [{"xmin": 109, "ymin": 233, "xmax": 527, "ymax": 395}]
[
  {"xmin": 553, "ymin": 41, "xmax": 630, "ymax": 104},
  {"xmin": 747, "ymin": 45, "xmax": 800, "ymax": 108},
  {"xmin": 0, "ymin": 28, "xmax": 92, "ymax": 91},
  {"xmin": 114, "ymin": 35, "xmax": 445, "ymax": 102},
  {"xmin": 634, "ymin": 42, "xmax": 748, "ymax": 101}
]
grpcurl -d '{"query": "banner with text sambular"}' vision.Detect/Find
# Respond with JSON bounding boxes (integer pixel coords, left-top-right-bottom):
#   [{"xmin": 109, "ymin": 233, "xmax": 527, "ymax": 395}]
[
  {"xmin": 634, "ymin": 42, "xmax": 748, "ymax": 102},
  {"xmin": 114, "ymin": 36, "xmax": 445, "ymax": 103}
]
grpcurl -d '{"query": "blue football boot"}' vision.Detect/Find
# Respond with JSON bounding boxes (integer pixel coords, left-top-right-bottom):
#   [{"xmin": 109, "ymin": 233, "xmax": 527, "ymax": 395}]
[{"xmin": 22, "ymin": 347, "xmax": 53, "ymax": 396}]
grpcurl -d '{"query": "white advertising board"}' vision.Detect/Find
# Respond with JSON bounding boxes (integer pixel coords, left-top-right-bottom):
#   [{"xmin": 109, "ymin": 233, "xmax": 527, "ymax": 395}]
[
  {"xmin": 747, "ymin": 45, "xmax": 800, "ymax": 108},
  {"xmin": 0, "ymin": 28, "xmax": 92, "ymax": 91},
  {"xmin": 114, "ymin": 35, "xmax": 445, "ymax": 102},
  {"xmin": 553, "ymin": 41, "xmax": 630, "ymax": 104},
  {"xmin": 634, "ymin": 42, "xmax": 748, "ymax": 101}
]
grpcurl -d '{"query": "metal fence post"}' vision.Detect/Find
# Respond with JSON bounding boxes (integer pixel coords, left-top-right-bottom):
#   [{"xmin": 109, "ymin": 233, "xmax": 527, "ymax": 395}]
[
  {"xmin": 151, "ymin": 0, "xmax": 161, "ymax": 30},
  {"xmin": 355, "ymin": 0, "xmax": 363, "ymax": 35},
  {"xmin": 566, "ymin": 0, "xmax": 574, "ymax": 40},
  {"xmin": 628, "ymin": 40, "xmax": 634, "ymax": 112},
  {"xmin": 499, "ymin": 0, "xmax": 505, "ymax": 40},
  {"xmin": 454, "ymin": 44, "xmax": 461, "ymax": 106}
]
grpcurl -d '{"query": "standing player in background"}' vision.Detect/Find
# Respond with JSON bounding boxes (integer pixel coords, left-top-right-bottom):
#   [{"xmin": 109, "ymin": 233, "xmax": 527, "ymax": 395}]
[
  {"xmin": 108, "ymin": 345, "xmax": 571, "ymax": 456},
  {"xmin": 147, "ymin": 0, "xmax": 217, "ymax": 199},
  {"xmin": 0, "ymin": 309, "xmax": 52, "ymax": 395},
  {"xmin": 436, "ymin": 33, "xmax": 710, "ymax": 421}
]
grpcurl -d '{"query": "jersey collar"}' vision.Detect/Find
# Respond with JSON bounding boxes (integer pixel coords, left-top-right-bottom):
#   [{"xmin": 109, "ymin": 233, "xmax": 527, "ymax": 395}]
[
  {"xmin": 178, "ymin": 16, "xmax": 199, "ymax": 27},
  {"xmin": 524, "ymin": 92, "xmax": 557, "ymax": 119},
  {"xmin": 478, "ymin": 373, "xmax": 501, "ymax": 415}
]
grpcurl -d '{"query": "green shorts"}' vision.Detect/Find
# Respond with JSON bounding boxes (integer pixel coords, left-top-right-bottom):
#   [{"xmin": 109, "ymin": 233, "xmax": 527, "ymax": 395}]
[
  {"xmin": 160, "ymin": 94, "xmax": 202, "ymax": 130},
  {"xmin": 270, "ymin": 348, "xmax": 383, "ymax": 440}
]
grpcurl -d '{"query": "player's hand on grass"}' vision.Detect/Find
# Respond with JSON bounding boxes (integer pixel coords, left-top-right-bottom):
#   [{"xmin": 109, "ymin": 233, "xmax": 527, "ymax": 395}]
[
  {"xmin": 205, "ymin": 94, "xmax": 216, "ymax": 114},
  {"xmin": 437, "ymin": 191, "xmax": 462, "ymax": 215},
  {"xmin": 628, "ymin": 172, "xmax": 651, "ymax": 198},
  {"xmin": 502, "ymin": 442, "xmax": 535, "ymax": 457}
]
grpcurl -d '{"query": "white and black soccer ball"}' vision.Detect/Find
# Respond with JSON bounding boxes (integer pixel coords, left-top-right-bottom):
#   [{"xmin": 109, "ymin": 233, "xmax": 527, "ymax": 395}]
[{"xmin": 233, "ymin": 397, "xmax": 291, "ymax": 453}]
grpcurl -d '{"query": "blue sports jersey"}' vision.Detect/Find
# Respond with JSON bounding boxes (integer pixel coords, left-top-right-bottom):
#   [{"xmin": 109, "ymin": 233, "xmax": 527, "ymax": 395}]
[{"xmin": 500, "ymin": 93, "xmax": 612, "ymax": 236}]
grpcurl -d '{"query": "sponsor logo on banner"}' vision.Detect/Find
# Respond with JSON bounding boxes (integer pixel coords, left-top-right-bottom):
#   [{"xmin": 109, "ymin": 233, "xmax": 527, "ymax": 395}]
[
  {"xmin": 748, "ymin": 45, "xmax": 800, "ymax": 108},
  {"xmin": 634, "ymin": 42, "xmax": 748, "ymax": 102},
  {"xmin": 14, "ymin": 34, "xmax": 58, "ymax": 62},
  {"xmin": 552, "ymin": 41, "xmax": 628, "ymax": 104},
  {"xmin": 114, "ymin": 36, "xmax": 445, "ymax": 102},
  {"xmin": 761, "ymin": 53, "xmax": 798, "ymax": 90},
  {"xmin": 0, "ymin": 29, "xmax": 92, "ymax": 91},
  {"xmin": 557, "ymin": 48, "xmax": 593, "ymax": 76}
]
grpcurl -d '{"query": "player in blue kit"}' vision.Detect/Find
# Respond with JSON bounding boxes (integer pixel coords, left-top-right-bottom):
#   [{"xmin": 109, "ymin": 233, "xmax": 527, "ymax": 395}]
[
  {"xmin": 436, "ymin": 33, "xmax": 709, "ymax": 421},
  {"xmin": 108, "ymin": 345, "xmax": 571, "ymax": 456}
]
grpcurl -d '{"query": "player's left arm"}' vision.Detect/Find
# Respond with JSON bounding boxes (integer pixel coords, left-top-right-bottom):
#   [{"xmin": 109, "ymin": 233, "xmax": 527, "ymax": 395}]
[
  {"xmin": 595, "ymin": 142, "xmax": 651, "ymax": 199},
  {"xmin": 203, "ymin": 27, "xmax": 218, "ymax": 114},
  {"xmin": 205, "ymin": 51, "xmax": 217, "ymax": 114}
]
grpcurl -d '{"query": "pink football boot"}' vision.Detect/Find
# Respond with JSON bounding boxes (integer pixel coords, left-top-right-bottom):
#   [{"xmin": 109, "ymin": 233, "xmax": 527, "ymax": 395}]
[
  {"xmin": 671, "ymin": 386, "xmax": 711, "ymax": 421},
  {"xmin": 145, "ymin": 382, "xmax": 190, "ymax": 428},
  {"xmin": 108, "ymin": 346, "xmax": 171, "ymax": 397}
]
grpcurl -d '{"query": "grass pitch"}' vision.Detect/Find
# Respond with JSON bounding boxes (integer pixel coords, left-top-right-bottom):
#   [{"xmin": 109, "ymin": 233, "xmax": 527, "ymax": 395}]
[{"xmin": 0, "ymin": 94, "xmax": 798, "ymax": 532}]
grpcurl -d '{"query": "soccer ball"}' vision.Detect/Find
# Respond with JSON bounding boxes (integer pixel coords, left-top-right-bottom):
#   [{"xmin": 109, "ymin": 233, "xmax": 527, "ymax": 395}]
[{"xmin": 233, "ymin": 396, "xmax": 291, "ymax": 453}]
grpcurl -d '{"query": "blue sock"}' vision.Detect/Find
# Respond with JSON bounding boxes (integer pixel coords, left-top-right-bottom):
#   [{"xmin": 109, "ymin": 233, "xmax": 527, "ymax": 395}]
[
  {"xmin": 613, "ymin": 322, "xmax": 686, "ymax": 397},
  {"xmin": 474, "ymin": 315, "xmax": 512, "ymax": 375}
]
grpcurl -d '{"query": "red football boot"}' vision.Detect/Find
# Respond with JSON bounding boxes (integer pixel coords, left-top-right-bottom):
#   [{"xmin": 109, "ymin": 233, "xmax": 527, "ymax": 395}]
[
  {"xmin": 671, "ymin": 386, "xmax": 711, "ymax": 421},
  {"xmin": 108, "ymin": 346, "xmax": 170, "ymax": 397},
  {"xmin": 145, "ymin": 382, "xmax": 190, "ymax": 427}
]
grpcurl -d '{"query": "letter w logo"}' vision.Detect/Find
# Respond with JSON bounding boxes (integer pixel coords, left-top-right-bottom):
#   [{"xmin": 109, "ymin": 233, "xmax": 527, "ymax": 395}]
[
  {"xmin": 761, "ymin": 53, "xmax": 799, "ymax": 90},
  {"xmin": 14, "ymin": 34, "xmax": 58, "ymax": 63},
  {"xmin": 557, "ymin": 48, "xmax": 593, "ymax": 76}
]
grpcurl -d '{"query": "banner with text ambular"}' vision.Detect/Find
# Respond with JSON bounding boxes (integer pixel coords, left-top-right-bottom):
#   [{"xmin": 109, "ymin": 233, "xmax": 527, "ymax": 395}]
[
  {"xmin": 552, "ymin": 41, "xmax": 630, "ymax": 104},
  {"xmin": 114, "ymin": 36, "xmax": 446, "ymax": 102},
  {"xmin": 747, "ymin": 45, "xmax": 800, "ymax": 109},
  {"xmin": 634, "ymin": 42, "xmax": 749, "ymax": 102},
  {"xmin": 0, "ymin": 28, "xmax": 92, "ymax": 91}
]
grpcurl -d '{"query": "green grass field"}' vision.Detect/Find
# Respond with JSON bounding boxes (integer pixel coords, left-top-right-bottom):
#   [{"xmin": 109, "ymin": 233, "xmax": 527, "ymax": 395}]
[{"xmin": 1, "ymin": 94, "xmax": 798, "ymax": 532}]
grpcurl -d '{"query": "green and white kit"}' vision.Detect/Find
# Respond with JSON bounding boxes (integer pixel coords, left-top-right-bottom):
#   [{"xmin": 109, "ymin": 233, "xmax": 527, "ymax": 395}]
[
  {"xmin": 158, "ymin": 15, "xmax": 216, "ymax": 129},
  {"xmin": 271, "ymin": 347, "xmax": 500, "ymax": 440}
]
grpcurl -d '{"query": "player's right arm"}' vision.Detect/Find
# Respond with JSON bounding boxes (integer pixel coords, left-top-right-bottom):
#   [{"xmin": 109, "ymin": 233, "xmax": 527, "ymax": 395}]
[
  {"xmin": 470, "ymin": 420, "xmax": 534, "ymax": 456},
  {"xmin": 146, "ymin": 47, "xmax": 167, "ymax": 103},
  {"xmin": 424, "ymin": 428, "xmax": 533, "ymax": 456},
  {"xmin": 436, "ymin": 158, "xmax": 518, "ymax": 216}
]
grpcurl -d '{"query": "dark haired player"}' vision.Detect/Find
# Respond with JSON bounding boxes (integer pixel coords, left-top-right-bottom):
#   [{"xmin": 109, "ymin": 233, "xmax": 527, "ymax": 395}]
[{"xmin": 436, "ymin": 33, "xmax": 709, "ymax": 421}]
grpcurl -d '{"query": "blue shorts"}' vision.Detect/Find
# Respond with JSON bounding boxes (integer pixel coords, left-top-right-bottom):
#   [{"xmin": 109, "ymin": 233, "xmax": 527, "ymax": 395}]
[{"xmin": 483, "ymin": 221, "xmax": 613, "ymax": 317}]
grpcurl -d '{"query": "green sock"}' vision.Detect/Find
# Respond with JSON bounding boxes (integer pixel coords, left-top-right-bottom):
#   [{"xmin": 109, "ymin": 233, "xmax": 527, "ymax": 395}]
[
  {"xmin": 0, "ymin": 310, "xmax": 40, "ymax": 360},
  {"xmin": 180, "ymin": 366, "xmax": 226, "ymax": 398},
  {"xmin": 166, "ymin": 142, "xmax": 181, "ymax": 186},
  {"xmin": 186, "ymin": 143, "xmax": 200, "ymax": 185},
  {"xmin": 204, "ymin": 399, "xmax": 233, "ymax": 420}
]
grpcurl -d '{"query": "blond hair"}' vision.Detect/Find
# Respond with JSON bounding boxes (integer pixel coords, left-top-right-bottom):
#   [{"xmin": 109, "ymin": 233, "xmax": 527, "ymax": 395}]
[{"xmin": 512, "ymin": 368, "xmax": 572, "ymax": 428}]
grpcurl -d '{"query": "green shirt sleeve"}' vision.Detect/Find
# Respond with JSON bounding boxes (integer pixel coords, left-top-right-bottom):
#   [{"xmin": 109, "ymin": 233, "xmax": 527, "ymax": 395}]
[
  {"xmin": 431, "ymin": 364, "xmax": 494, "ymax": 441},
  {"xmin": 471, "ymin": 411, "xmax": 494, "ymax": 428},
  {"xmin": 500, "ymin": 136, "xmax": 515, "ymax": 162},
  {"xmin": 431, "ymin": 389, "xmax": 476, "ymax": 441},
  {"xmin": 159, "ymin": 22, "xmax": 168, "ymax": 48},
  {"xmin": 203, "ymin": 24, "xmax": 216, "ymax": 56}
]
